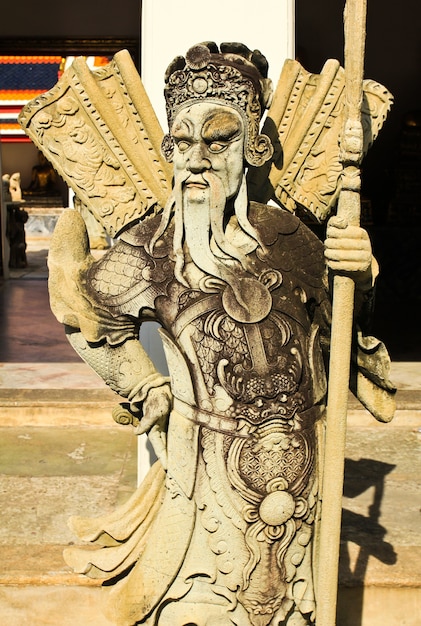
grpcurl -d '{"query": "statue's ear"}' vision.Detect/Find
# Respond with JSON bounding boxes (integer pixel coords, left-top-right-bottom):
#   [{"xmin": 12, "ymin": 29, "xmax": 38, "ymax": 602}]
[
  {"xmin": 245, "ymin": 134, "xmax": 274, "ymax": 167},
  {"xmin": 161, "ymin": 134, "xmax": 174, "ymax": 162}
]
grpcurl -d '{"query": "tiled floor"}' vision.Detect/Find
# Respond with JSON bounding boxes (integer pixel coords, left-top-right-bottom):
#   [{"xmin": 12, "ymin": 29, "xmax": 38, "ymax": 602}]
[{"xmin": 0, "ymin": 245, "xmax": 78, "ymax": 363}]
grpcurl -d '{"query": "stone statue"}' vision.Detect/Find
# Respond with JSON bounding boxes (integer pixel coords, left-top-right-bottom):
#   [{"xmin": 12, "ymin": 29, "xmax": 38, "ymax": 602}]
[
  {"xmin": 19, "ymin": 42, "xmax": 396, "ymax": 626},
  {"xmin": 8, "ymin": 172, "xmax": 23, "ymax": 202},
  {"xmin": 2, "ymin": 172, "xmax": 23, "ymax": 203}
]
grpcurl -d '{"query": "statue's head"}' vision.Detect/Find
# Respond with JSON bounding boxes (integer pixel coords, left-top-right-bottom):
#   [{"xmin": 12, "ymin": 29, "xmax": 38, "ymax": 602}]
[
  {"xmin": 152, "ymin": 43, "xmax": 274, "ymax": 293},
  {"xmin": 161, "ymin": 42, "xmax": 274, "ymax": 168}
]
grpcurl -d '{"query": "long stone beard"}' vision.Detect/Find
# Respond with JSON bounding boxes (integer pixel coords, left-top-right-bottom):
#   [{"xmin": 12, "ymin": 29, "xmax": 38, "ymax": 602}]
[
  {"xmin": 151, "ymin": 171, "xmax": 264, "ymax": 285},
  {"xmin": 183, "ymin": 171, "xmax": 253, "ymax": 284},
  {"xmin": 149, "ymin": 171, "xmax": 272, "ymax": 322}
]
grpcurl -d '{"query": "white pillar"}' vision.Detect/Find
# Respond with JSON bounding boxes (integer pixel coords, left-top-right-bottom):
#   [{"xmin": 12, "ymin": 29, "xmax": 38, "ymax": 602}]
[
  {"xmin": 137, "ymin": 0, "xmax": 295, "ymax": 484},
  {"xmin": 141, "ymin": 0, "xmax": 295, "ymax": 129}
]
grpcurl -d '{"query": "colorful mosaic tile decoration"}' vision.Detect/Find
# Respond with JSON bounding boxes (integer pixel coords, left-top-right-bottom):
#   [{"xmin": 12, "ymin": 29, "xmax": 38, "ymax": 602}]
[{"xmin": 0, "ymin": 55, "xmax": 109, "ymax": 141}]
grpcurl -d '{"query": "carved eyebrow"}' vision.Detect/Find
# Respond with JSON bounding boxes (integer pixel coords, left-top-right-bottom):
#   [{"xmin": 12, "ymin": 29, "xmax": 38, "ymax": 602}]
[
  {"xmin": 202, "ymin": 113, "xmax": 243, "ymax": 142},
  {"xmin": 171, "ymin": 118, "xmax": 194, "ymax": 138}
]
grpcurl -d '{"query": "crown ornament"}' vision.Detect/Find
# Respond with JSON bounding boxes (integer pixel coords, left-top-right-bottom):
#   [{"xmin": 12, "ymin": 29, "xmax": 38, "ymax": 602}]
[{"xmin": 162, "ymin": 43, "xmax": 274, "ymax": 167}]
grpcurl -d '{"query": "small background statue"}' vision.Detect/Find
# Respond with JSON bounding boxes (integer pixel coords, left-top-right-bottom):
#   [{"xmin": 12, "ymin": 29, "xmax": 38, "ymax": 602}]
[{"xmin": 8, "ymin": 172, "xmax": 23, "ymax": 202}]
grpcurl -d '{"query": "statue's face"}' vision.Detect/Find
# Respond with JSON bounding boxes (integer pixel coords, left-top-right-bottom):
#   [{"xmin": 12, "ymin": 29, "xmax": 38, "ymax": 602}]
[{"xmin": 171, "ymin": 101, "xmax": 245, "ymax": 202}]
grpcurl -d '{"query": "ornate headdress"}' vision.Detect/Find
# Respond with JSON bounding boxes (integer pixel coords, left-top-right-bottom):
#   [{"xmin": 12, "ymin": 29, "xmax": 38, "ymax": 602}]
[{"xmin": 161, "ymin": 42, "xmax": 274, "ymax": 167}]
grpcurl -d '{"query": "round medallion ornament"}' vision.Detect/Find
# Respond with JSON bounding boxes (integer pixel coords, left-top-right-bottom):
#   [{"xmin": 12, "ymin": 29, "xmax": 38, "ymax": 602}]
[
  {"xmin": 192, "ymin": 77, "xmax": 209, "ymax": 94},
  {"xmin": 222, "ymin": 278, "xmax": 272, "ymax": 323},
  {"xmin": 259, "ymin": 490, "xmax": 295, "ymax": 526}
]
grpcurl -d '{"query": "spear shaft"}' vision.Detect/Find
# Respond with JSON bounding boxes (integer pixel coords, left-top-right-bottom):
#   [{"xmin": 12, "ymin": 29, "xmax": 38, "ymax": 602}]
[{"xmin": 316, "ymin": 1, "xmax": 367, "ymax": 624}]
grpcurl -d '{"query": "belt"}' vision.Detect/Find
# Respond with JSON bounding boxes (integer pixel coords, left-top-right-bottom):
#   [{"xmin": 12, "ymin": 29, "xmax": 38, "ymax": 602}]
[
  {"xmin": 173, "ymin": 397, "xmax": 250, "ymax": 438},
  {"xmin": 173, "ymin": 398, "xmax": 323, "ymax": 437}
]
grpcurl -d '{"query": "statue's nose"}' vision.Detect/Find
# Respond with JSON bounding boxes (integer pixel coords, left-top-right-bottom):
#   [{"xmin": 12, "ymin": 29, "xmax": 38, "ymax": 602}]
[{"xmin": 187, "ymin": 143, "xmax": 211, "ymax": 173}]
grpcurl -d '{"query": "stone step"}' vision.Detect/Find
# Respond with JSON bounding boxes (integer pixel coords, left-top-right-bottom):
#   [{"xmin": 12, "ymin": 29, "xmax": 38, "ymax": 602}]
[
  {"xmin": 0, "ymin": 419, "xmax": 419, "ymax": 625},
  {"xmin": 0, "ymin": 422, "xmax": 138, "ymax": 624},
  {"xmin": 0, "ymin": 545, "xmax": 115, "ymax": 626},
  {"xmin": 1, "ymin": 537, "xmax": 420, "ymax": 624},
  {"xmin": 0, "ymin": 387, "xmax": 121, "ymax": 427},
  {"xmin": 1, "ymin": 386, "xmax": 420, "ymax": 427},
  {"xmin": 0, "ymin": 585, "xmax": 115, "ymax": 626},
  {"xmin": 0, "ymin": 361, "xmax": 122, "ymax": 427},
  {"xmin": 0, "ymin": 361, "xmax": 420, "ymax": 624}
]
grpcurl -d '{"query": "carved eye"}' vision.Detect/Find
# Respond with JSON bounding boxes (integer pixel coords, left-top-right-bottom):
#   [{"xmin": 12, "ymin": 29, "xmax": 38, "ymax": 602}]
[
  {"xmin": 176, "ymin": 140, "xmax": 191, "ymax": 153},
  {"xmin": 208, "ymin": 142, "xmax": 227, "ymax": 153}
]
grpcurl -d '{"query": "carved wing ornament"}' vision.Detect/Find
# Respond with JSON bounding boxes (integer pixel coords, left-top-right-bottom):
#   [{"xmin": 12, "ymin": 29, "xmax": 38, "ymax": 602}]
[
  {"xmin": 248, "ymin": 58, "xmax": 393, "ymax": 221},
  {"xmin": 18, "ymin": 50, "xmax": 173, "ymax": 238},
  {"xmin": 19, "ymin": 51, "xmax": 392, "ymax": 233}
]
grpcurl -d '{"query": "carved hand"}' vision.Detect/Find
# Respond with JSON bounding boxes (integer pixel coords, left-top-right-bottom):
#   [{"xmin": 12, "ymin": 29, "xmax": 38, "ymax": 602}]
[
  {"xmin": 324, "ymin": 215, "xmax": 375, "ymax": 288},
  {"xmin": 133, "ymin": 383, "xmax": 173, "ymax": 469}
]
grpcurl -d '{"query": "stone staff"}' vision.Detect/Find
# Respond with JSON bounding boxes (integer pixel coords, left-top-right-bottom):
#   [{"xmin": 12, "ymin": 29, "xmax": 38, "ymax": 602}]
[{"xmin": 316, "ymin": 0, "xmax": 368, "ymax": 623}]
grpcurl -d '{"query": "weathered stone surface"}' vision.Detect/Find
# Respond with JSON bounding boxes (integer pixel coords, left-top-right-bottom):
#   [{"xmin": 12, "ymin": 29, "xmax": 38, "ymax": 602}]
[{"xmin": 17, "ymin": 37, "xmax": 396, "ymax": 625}]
